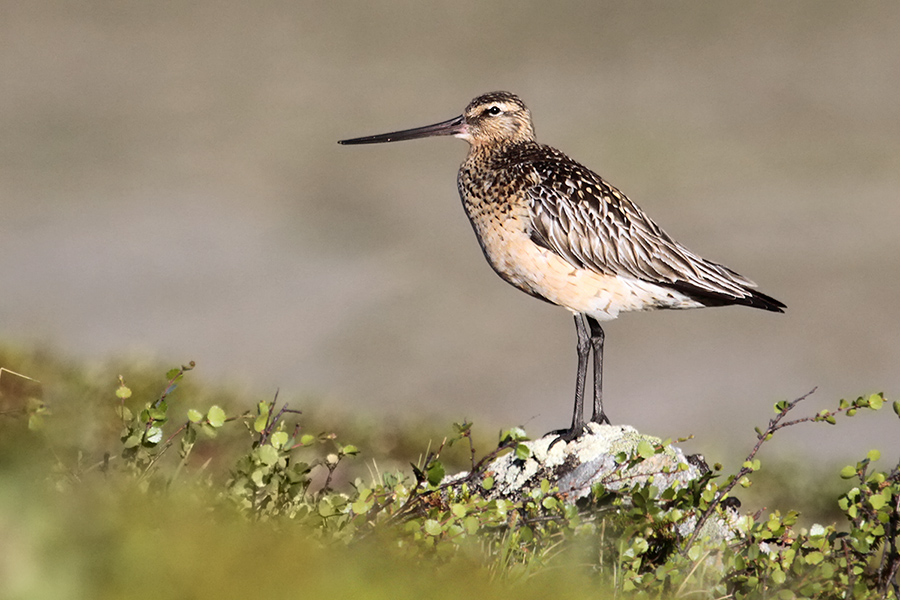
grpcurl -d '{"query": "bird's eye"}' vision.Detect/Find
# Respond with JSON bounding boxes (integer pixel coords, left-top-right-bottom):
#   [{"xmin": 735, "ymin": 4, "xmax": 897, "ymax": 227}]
[{"xmin": 486, "ymin": 106, "xmax": 502, "ymax": 116}]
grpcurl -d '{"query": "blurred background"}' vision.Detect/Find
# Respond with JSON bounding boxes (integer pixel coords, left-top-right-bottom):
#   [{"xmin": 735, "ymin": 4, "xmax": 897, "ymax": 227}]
[{"xmin": 0, "ymin": 1, "xmax": 897, "ymax": 466}]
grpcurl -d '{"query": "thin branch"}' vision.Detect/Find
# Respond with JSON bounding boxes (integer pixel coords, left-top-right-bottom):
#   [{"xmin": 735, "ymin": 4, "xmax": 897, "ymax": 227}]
[{"xmin": 682, "ymin": 387, "xmax": 817, "ymax": 554}]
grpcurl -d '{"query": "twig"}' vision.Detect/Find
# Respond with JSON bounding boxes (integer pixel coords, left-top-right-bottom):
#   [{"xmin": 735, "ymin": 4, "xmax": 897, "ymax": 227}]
[{"xmin": 682, "ymin": 387, "xmax": 817, "ymax": 554}]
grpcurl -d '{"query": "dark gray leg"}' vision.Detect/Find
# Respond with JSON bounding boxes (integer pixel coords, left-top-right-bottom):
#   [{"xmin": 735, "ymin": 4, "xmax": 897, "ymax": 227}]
[
  {"xmin": 549, "ymin": 314, "xmax": 590, "ymax": 447},
  {"xmin": 586, "ymin": 316, "xmax": 610, "ymax": 425}
]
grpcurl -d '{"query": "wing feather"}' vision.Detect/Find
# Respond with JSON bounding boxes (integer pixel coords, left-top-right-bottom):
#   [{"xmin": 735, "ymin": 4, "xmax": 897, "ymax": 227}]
[{"xmin": 524, "ymin": 152, "xmax": 781, "ymax": 309}]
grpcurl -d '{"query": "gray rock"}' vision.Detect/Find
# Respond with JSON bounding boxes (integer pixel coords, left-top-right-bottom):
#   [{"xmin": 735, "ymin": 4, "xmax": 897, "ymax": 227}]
[
  {"xmin": 444, "ymin": 423, "xmax": 740, "ymax": 543},
  {"xmin": 478, "ymin": 423, "xmax": 703, "ymax": 501}
]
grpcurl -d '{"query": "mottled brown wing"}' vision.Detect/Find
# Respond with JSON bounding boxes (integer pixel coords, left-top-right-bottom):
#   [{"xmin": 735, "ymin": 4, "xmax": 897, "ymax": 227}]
[{"xmin": 525, "ymin": 158, "xmax": 782, "ymax": 309}]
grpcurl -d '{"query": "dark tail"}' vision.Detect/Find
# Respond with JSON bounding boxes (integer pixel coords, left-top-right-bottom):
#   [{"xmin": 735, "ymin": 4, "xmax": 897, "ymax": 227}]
[{"xmin": 668, "ymin": 280, "xmax": 786, "ymax": 313}]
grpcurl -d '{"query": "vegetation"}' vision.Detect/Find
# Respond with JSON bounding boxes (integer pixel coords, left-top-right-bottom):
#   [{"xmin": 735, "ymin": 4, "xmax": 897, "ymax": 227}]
[{"xmin": 0, "ymin": 349, "xmax": 897, "ymax": 598}]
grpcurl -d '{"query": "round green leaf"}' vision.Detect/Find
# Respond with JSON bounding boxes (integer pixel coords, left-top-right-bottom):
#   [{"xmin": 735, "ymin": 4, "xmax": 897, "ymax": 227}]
[
  {"xmin": 207, "ymin": 405, "xmax": 226, "ymax": 428},
  {"xmin": 869, "ymin": 494, "xmax": 887, "ymax": 510},
  {"xmin": 840, "ymin": 465, "xmax": 857, "ymax": 479},
  {"xmin": 463, "ymin": 516, "xmax": 480, "ymax": 535},
  {"xmin": 187, "ymin": 409, "xmax": 203, "ymax": 423},
  {"xmin": 424, "ymin": 519, "xmax": 443, "ymax": 536},
  {"xmin": 145, "ymin": 426, "xmax": 163, "ymax": 444},
  {"xmin": 257, "ymin": 444, "xmax": 279, "ymax": 466},
  {"xmin": 270, "ymin": 431, "xmax": 289, "ymax": 449},
  {"xmin": 636, "ymin": 440, "xmax": 655, "ymax": 459}
]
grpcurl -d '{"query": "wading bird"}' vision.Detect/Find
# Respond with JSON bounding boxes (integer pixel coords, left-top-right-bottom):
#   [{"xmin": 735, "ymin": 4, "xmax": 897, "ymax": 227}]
[{"xmin": 339, "ymin": 92, "xmax": 785, "ymax": 444}]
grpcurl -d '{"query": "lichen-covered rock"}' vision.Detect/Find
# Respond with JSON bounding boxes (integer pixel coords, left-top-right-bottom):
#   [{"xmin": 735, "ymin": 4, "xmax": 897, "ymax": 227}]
[
  {"xmin": 482, "ymin": 423, "xmax": 704, "ymax": 502},
  {"xmin": 443, "ymin": 423, "xmax": 739, "ymax": 543}
]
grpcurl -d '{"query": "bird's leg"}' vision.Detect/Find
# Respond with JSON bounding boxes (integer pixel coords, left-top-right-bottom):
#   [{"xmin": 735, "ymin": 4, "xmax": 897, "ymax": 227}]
[
  {"xmin": 586, "ymin": 316, "xmax": 610, "ymax": 425},
  {"xmin": 549, "ymin": 314, "xmax": 590, "ymax": 447}
]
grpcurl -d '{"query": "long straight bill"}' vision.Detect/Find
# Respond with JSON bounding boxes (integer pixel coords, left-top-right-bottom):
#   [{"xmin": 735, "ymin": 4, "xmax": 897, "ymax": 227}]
[{"xmin": 338, "ymin": 115, "xmax": 465, "ymax": 145}]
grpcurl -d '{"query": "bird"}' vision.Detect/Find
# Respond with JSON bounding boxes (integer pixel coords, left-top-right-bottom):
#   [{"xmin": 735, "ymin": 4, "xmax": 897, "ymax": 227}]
[{"xmin": 338, "ymin": 91, "xmax": 785, "ymax": 444}]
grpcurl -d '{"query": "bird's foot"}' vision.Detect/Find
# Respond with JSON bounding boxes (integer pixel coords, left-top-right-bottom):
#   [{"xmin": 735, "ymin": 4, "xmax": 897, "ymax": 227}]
[
  {"xmin": 546, "ymin": 424, "xmax": 585, "ymax": 451},
  {"xmin": 589, "ymin": 411, "xmax": 611, "ymax": 426}
]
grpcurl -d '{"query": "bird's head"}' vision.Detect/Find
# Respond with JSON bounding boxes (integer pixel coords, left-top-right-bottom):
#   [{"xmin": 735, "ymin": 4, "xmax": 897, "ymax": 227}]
[{"xmin": 338, "ymin": 91, "xmax": 535, "ymax": 149}]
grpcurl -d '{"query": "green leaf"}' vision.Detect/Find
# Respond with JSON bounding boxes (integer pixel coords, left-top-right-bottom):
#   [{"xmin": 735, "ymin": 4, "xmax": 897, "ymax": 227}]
[
  {"xmin": 424, "ymin": 519, "xmax": 443, "ymax": 536},
  {"xmin": 257, "ymin": 444, "xmax": 279, "ymax": 466},
  {"xmin": 318, "ymin": 497, "xmax": 338, "ymax": 517},
  {"xmin": 207, "ymin": 405, "xmax": 226, "ymax": 428},
  {"xmin": 116, "ymin": 405, "xmax": 133, "ymax": 421},
  {"xmin": 636, "ymin": 440, "xmax": 655, "ymax": 459},
  {"xmin": 165, "ymin": 368, "xmax": 181, "ymax": 380},
  {"xmin": 866, "ymin": 449, "xmax": 881, "ymax": 462},
  {"xmin": 187, "ymin": 409, "xmax": 203, "ymax": 423},
  {"xmin": 116, "ymin": 385, "xmax": 132, "ymax": 400},
  {"xmin": 867, "ymin": 393, "xmax": 883, "ymax": 410},
  {"xmin": 514, "ymin": 443, "xmax": 530, "ymax": 460},
  {"xmin": 253, "ymin": 413, "xmax": 268, "ymax": 433},
  {"xmin": 500, "ymin": 427, "xmax": 528, "ymax": 444},
  {"xmin": 251, "ymin": 469, "xmax": 265, "ymax": 487},
  {"xmin": 451, "ymin": 503, "xmax": 467, "ymax": 518},
  {"xmin": 632, "ymin": 537, "xmax": 649, "ymax": 554},
  {"xmin": 482, "ymin": 476, "xmax": 494, "ymax": 490},
  {"xmin": 840, "ymin": 465, "xmax": 857, "ymax": 479},
  {"xmin": 804, "ymin": 551, "xmax": 824, "ymax": 565},
  {"xmin": 341, "ymin": 444, "xmax": 359, "ymax": 456},
  {"xmin": 426, "ymin": 461, "xmax": 445, "ymax": 486},
  {"xmin": 270, "ymin": 431, "xmax": 289, "ymax": 449},
  {"xmin": 145, "ymin": 427, "xmax": 163, "ymax": 444},
  {"xmin": 463, "ymin": 516, "xmax": 480, "ymax": 535},
  {"xmin": 893, "ymin": 400, "xmax": 899, "ymax": 416},
  {"xmin": 869, "ymin": 494, "xmax": 887, "ymax": 510},
  {"xmin": 300, "ymin": 434, "xmax": 315, "ymax": 446}
]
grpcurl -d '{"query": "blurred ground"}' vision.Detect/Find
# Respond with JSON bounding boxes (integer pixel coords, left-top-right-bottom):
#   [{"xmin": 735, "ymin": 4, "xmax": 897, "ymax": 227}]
[{"xmin": 0, "ymin": 2, "xmax": 897, "ymax": 466}]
